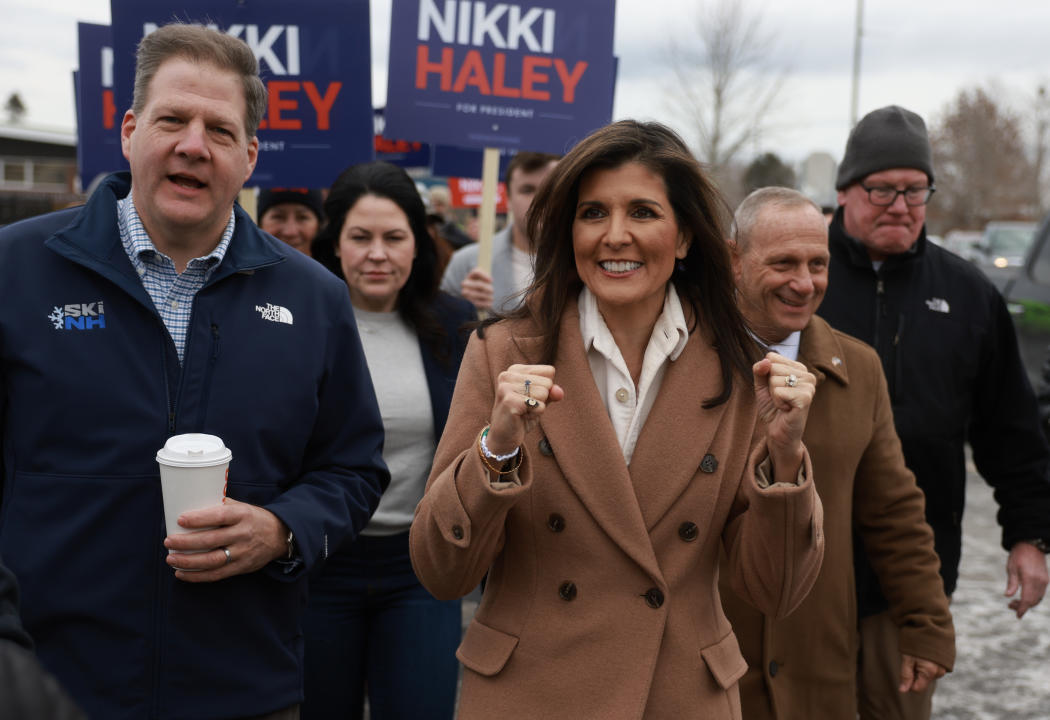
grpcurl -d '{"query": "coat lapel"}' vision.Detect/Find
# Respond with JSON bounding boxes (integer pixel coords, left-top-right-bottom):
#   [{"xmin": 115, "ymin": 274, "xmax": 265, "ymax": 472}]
[
  {"xmin": 627, "ymin": 327, "xmax": 730, "ymax": 530},
  {"xmin": 797, "ymin": 316, "xmax": 850, "ymax": 388},
  {"xmin": 523, "ymin": 301, "xmax": 662, "ymax": 581}
]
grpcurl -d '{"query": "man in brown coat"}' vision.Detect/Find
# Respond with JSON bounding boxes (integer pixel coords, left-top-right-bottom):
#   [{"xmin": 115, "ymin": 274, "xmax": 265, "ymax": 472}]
[{"xmin": 721, "ymin": 187, "xmax": 954, "ymax": 719}]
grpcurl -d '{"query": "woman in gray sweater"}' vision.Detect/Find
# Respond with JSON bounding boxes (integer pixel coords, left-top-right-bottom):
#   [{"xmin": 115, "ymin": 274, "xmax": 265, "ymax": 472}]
[{"xmin": 302, "ymin": 162, "xmax": 475, "ymax": 720}]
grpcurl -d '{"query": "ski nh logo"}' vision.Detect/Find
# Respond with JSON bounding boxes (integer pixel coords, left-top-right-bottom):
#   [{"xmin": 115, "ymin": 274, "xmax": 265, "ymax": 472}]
[{"xmin": 49, "ymin": 302, "xmax": 106, "ymax": 330}]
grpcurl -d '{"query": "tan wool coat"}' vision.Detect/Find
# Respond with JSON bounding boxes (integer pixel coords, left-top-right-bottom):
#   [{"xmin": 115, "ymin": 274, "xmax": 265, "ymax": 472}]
[
  {"xmin": 720, "ymin": 316, "xmax": 955, "ymax": 719},
  {"xmin": 410, "ymin": 299, "xmax": 825, "ymax": 720}
]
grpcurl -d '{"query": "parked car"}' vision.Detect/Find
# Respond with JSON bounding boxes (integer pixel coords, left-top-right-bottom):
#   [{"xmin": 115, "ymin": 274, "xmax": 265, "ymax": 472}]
[
  {"xmin": 941, "ymin": 229, "xmax": 982, "ymax": 259},
  {"xmin": 968, "ymin": 221, "xmax": 1038, "ymax": 290},
  {"xmin": 1001, "ymin": 215, "xmax": 1050, "ymax": 438}
]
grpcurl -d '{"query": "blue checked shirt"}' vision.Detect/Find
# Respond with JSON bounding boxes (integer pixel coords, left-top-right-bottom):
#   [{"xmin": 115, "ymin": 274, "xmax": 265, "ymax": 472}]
[{"xmin": 117, "ymin": 193, "xmax": 234, "ymax": 363}]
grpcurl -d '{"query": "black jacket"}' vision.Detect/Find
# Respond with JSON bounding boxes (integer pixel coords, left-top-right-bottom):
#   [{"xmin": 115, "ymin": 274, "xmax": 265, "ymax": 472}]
[
  {"xmin": 0, "ymin": 553, "xmax": 30, "ymax": 650},
  {"xmin": 1, "ymin": 554, "xmax": 85, "ymax": 719},
  {"xmin": 819, "ymin": 210, "xmax": 1050, "ymax": 614}
]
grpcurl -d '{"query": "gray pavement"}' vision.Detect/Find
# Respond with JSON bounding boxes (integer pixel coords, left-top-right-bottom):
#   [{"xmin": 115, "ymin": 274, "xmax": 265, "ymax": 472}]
[{"xmin": 931, "ymin": 461, "xmax": 1050, "ymax": 719}]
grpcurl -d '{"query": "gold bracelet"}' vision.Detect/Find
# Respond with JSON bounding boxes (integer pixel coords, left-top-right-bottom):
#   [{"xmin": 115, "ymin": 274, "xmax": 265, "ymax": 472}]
[{"xmin": 477, "ymin": 427, "xmax": 523, "ymax": 475}]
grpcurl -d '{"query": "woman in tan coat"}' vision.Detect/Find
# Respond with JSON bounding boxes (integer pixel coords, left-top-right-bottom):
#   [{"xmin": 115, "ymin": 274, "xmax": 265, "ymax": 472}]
[{"xmin": 409, "ymin": 120, "xmax": 825, "ymax": 719}]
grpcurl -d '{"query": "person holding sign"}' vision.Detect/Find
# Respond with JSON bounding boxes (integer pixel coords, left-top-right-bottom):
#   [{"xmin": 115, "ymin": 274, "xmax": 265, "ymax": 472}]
[
  {"xmin": 440, "ymin": 151, "xmax": 559, "ymax": 312},
  {"xmin": 301, "ymin": 161, "xmax": 474, "ymax": 719},
  {"xmin": 409, "ymin": 120, "xmax": 825, "ymax": 719}
]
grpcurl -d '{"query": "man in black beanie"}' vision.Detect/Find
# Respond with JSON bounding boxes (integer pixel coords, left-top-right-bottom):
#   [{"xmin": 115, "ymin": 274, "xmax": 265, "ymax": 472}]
[{"xmin": 818, "ymin": 105, "xmax": 1050, "ymax": 720}]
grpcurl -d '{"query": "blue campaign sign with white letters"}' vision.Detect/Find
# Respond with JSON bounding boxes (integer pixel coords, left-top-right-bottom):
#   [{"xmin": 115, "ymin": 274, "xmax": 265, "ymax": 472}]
[
  {"xmin": 76, "ymin": 22, "xmax": 127, "ymax": 189},
  {"xmin": 384, "ymin": 0, "xmax": 617, "ymax": 154},
  {"xmin": 109, "ymin": 0, "xmax": 373, "ymax": 188}
]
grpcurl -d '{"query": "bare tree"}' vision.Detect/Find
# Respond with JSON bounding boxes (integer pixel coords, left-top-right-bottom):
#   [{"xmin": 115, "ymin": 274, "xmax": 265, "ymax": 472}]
[
  {"xmin": 663, "ymin": 0, "xmax": 787, "ymax": 182},
  {"xmin": 4, "ymin": 92, "xmax": 26, "ymax": 124},
  {"xmin": 743, "ymin": 152, "xmax": 797, "ymax": 194},
  {"xmin": 927, "ymin": 87, "xmax": 1037, "ymax": 233}
]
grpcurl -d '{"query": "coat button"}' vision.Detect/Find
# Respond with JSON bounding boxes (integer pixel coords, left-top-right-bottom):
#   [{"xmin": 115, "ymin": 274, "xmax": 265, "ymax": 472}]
[
  {"xmin": 642, "ymin": 587, "xmax": 664, "ymax": 608},
  {"xmin": 769, "ymin": 660, "xmax": 779, "ymax": 677},
  {"xmin": 547, "ymin": 513, "xmax": 565, "ymax": 532},
  {"xmin": 678, "ymin": 521, "xmax": 699, "ymax": 542},
  {"xmin": 451, "ymin": 525, "xmax": 464, "ymax": 540},
  {"xmin": 700, "ymin": 454, "xmax": 718, "ymax": 473},
  {"xmin": 558, "ymin": 581, "xmax": 577, "ymax": 601},
  {"xmin": 538, "ymin": 437, "xmax": 554, "ymax": 456}
]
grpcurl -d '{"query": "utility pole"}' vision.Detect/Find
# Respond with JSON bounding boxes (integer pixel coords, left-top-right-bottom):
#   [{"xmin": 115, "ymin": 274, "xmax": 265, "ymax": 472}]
[{"xmin": 850, "ymin": 0, "xmax": 864, "ymax": 127}]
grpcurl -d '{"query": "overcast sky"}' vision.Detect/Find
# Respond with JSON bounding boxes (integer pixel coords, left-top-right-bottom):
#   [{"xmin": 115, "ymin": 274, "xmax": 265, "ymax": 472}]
[{"xmin": 2, "ymin": 0, "xmax": 1048, "ymax": 166}]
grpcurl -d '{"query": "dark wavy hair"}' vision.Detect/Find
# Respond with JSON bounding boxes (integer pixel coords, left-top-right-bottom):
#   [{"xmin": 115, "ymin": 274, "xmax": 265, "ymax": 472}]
[
  {"xmin": 316, "ymin": 161, "xmax": 450, "ymax": 365},
  {"xmin": 512, "ymin": 119, "xmax": 758, "ymax": 408}
]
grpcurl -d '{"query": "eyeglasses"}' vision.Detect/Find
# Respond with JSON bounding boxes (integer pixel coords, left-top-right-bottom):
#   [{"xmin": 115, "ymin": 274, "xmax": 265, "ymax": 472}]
[{"xmin": 861, "ymin": 184, "xmax": 936, "ymax": 207}]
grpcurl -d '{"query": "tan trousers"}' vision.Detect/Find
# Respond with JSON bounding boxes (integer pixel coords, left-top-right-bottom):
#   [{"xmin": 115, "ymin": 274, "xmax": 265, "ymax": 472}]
[{"xmin": 857, "ymin": 611, "xmax": 936, "ymax": 720}]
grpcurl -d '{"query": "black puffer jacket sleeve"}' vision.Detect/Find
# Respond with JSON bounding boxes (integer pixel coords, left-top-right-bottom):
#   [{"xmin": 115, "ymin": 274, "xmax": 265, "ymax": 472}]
[
  {"xmin": 0, "ymin": 554, "xmax": 30, "ymax": 650},
  {"xmin": 1, "ymin": 555, "xmax": 86, "ymax": 718}
]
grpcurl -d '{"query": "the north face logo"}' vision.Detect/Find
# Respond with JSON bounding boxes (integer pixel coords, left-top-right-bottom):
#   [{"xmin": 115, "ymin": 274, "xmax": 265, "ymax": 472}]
[
  {"xmin": 925, "ymin": 297, "xmax": 950, "ymax": 314},
  {"xmin": 256, "ymin": 303, "xmax": 293, "ymax": 325},
  {"xmin": 49, "ymin": 302, "xmax": 107, "ymax": 330}
]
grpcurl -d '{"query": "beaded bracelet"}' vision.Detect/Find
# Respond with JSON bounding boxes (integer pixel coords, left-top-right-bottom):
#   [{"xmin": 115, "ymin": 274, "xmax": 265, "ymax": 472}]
[
  {"xmin": 480, "ymin": 426, "xmax": 520, "ymax": 461},
  {"xmin": 477, "ymin": 426, "xmax": 523, "ymax": 475}
]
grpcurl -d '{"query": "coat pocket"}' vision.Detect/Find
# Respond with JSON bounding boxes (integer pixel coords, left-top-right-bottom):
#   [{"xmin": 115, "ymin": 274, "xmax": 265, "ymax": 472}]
[
  {"xmin": 456, "ymin": 618, "xmax": 519, "ymax": 677},
  {"xmin": 700, "ymin": 631, "xmax": 748, "ymax": 690}
]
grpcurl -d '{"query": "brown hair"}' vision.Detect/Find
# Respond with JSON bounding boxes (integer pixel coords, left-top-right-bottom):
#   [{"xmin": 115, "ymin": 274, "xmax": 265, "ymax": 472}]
[
  {"xmin": 132, "ymin": 23, "xmax": 267, "ymax": 138},
  {"xmin": 504, "ymin": 151, "xmax": 561, "ymax": 192},
  {"xmin": 511, "ymin": 119, "xmax": 757, "ymax": 408}
]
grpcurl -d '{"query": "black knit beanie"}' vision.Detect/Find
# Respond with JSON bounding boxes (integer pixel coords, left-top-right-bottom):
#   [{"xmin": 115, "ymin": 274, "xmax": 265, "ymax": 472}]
[
  {"xmin": 835, "ymin": 105, "xmax": 934, "ymax": 190},
  {"xmin": 257, "ymin": 188, "xmax": 325, "ymax": 222}
]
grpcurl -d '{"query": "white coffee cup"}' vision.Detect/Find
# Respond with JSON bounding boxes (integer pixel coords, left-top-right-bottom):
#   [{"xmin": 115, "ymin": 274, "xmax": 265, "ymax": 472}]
[{"xmin": 156, "ymin": 433, "xmax": 232, "ymax": 551}]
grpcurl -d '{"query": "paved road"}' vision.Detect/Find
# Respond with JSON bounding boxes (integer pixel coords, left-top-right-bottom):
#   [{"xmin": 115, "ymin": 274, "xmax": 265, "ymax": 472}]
[{"xmin": 931, "ymin": 462, "xmax": 1050, "ymax": 719}]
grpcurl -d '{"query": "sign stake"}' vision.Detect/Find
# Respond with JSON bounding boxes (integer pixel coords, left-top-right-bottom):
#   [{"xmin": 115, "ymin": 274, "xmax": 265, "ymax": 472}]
[{"xmin": 476, "ymin": 147, "xmax": 500, "ymax": 277}]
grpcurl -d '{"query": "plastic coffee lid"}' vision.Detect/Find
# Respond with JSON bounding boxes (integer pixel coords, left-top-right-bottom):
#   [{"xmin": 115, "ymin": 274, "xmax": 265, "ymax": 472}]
[{"xmin": 156, "ymin": 433, "xmax": 232, "ymax": 467}]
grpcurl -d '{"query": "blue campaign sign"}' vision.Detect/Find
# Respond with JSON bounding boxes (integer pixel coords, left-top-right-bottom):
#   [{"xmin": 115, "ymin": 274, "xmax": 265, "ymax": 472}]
[
  {"xmin": 375, "ymin": 135, "xmax": 432, "ymax": 169},
  {"xmin": 76, "ymin": 22, "xmax": 126, "ymax": 189},
  {"xmin": 430, "ymin": 145, "xmax": 513, "ymax": 179},
  {"xmin": 384, "ymin": 0, "xmax": 617, "ymax": 154},
  {"xmin": 373, "ymin": 108, "xmax": 432, "ymax": 169},
  {"xmin": 109, "ymin": 0, "xmax": 374, "ymax": 188}
]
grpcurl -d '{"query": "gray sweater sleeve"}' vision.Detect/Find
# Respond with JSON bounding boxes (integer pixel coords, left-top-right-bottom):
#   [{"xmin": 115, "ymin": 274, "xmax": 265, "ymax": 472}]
[{"xmin": 440, "ymin": 244, "xmax": 480, "ymax": 298}]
